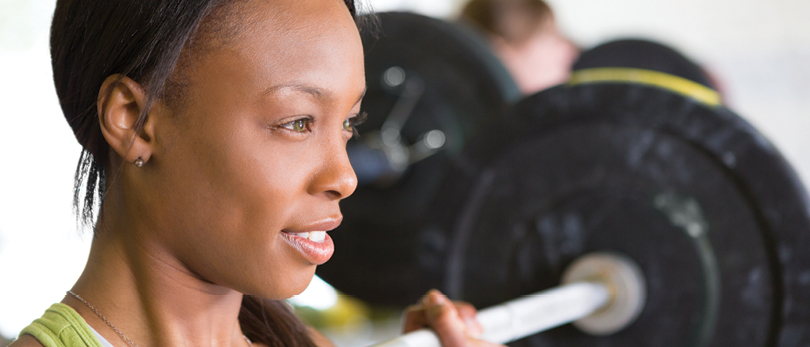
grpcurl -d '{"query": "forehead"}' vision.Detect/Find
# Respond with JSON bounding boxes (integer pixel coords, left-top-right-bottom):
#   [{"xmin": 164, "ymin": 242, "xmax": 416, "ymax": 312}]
[
  {"xmin": 241, "ymin": 1, "xmax": 360, "ymax": 70},
  {"xmin": 184, "ymin": 0, "xmax": 364, "ymax": 100}
]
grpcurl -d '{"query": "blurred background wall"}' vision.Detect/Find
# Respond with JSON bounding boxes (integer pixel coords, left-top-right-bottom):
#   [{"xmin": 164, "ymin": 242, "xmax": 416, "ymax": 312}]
[{"xmin": 1, "ymin": 0, "xmax": 808, "ymax": 342}]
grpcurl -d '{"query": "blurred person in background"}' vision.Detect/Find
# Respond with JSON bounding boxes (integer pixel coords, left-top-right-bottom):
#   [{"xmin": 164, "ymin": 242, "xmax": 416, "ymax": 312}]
[{"xmin": 460, "ymin": 0, "xmax": 579, "ymax": 94}]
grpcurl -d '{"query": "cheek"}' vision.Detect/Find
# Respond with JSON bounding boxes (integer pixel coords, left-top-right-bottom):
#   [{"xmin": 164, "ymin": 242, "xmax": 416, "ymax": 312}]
[
  {"xmin": 535, "ymin": 35, "xmax": 577, "ymax": 70},
  {"xmin": 189, "ymin": 119, "xmax": 309, "ymax": 237},
  {"xmin": 151, "ymin": 112, "xmax": 318, "ymax": 287}
]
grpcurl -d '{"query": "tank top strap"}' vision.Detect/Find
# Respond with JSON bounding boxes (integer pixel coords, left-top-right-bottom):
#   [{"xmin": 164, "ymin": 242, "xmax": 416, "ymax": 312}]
[{"xmin": 19, "ymin": 303, "xmax": 104, "ymax": 347}]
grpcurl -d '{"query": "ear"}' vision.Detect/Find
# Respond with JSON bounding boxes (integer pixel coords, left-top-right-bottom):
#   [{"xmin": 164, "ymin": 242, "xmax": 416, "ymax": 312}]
[{"xmin": 97, "ymin": 75, "xmax": 156, "ymax": 165}]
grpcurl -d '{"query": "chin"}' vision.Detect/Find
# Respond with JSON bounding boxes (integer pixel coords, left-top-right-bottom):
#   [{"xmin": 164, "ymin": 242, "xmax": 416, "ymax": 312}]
[
  {"xmin": 251, "ymin": 267, "xmax": 317, "ymax": 300},
  {"xmin": 290, "ymin": 267, "xmax": 318, "ymax": 296}
]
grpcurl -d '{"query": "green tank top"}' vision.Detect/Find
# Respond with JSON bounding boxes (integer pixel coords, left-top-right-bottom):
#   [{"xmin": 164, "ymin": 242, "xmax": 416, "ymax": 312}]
[{"xmin": 20, "ymin": 303, "xmax": 104, "ymax": 347}]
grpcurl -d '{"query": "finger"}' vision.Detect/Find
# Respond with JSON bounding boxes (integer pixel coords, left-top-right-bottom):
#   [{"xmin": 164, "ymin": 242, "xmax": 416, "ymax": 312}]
[
  {"xmin": 453, "ymin": 301, "xmax": 483, "ymax": 337},
  {"xmin": 424, "ymin": 291, "xmax": 469, "ymax": 347},
  {"xmin": 402, "ymin": 303, "xmax": 428, "ymax": 333},
  {"xmin": 468, "ymin": 337, "xmax": 507, "ymax": 347}
]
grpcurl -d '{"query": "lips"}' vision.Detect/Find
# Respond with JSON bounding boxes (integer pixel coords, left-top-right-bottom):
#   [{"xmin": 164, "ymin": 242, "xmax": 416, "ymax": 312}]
[{"xmin": 281, "ymin": 219, "xmax": 340, "ymax": 265}]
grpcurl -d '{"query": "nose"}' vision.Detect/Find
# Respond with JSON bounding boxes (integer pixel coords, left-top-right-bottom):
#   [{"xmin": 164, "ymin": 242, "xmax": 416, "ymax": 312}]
[{"xmin": 308, "ymin": 137, "xmax": 358, "ymax": 200}]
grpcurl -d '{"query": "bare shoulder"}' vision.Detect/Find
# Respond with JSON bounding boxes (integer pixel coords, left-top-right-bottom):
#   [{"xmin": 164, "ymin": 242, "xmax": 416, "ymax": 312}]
[{"xmin": 8, "ymin": 334, "xmax": 44, "ymax": 347}]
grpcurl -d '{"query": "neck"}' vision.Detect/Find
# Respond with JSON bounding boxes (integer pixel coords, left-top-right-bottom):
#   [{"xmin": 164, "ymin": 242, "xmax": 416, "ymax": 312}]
[{"xmin": 65, "ymin": 216, "xmax": 248, "ymax": 347}]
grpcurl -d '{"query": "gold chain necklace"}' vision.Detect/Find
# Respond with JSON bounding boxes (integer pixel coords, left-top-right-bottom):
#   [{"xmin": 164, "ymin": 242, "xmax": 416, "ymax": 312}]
[{"xmin": 67, "ymin": 291, "xmax": 253, "ymax": 347}]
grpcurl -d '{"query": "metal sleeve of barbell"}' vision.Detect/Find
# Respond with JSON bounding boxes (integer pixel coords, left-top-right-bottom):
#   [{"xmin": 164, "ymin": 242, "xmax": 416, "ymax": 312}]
[{"xmin": 368, "ymin": 282, "xmax": 611, "ymax": 347}]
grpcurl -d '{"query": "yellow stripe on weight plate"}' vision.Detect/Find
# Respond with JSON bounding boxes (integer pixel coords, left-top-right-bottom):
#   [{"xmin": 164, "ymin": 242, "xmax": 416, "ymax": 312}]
[{"xmin": 568, "ymin": 68, "xmax": 722, "ymax": 107}]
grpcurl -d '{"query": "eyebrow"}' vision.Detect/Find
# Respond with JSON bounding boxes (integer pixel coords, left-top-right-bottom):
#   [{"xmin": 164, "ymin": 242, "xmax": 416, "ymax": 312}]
[
  {"xmin": 262, "ymin": 83, "xmax": 328, "ymax": 99},
  {"xmin": 262, "ymin": 83, "xmax": 367, "ymax": 106}
]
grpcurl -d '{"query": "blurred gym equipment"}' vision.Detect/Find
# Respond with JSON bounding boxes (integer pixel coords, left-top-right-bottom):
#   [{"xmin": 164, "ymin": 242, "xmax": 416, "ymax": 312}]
[{"xmin": 322, "ymin": 16, "xmax": 810, "ymax": 346}]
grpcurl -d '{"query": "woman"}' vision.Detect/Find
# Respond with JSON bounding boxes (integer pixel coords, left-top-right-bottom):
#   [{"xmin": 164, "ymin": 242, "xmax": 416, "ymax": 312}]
[
  {"xmin": 11, "ymin": 0, "xmax": 501, "ymax": 346},
  {"xmin": 460, "ymin": 0, "xmax": 579, "ymax": 95}
]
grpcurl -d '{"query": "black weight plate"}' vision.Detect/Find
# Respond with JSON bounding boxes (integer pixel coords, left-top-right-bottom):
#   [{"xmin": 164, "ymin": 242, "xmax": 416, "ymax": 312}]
[
  {"xmin": 354, "ymin": 12, "xmax": 519, "ymax": 154},
  {"xmin": 427, "ymin": 83, "xmax": 810, "ymax": 346},
  {"xmin": 572, "ymin": 39, "xmax": 714, "ymax": 89},
  {"xmin": 317, "ymin": 12, "xmax": 520, "ymax": 306}
]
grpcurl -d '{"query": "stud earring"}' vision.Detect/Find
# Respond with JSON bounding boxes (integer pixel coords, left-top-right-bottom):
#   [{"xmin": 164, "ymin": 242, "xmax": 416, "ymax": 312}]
[{"xmin": 134, "ymin": 157, "xmax": 145, "ymax": 168}]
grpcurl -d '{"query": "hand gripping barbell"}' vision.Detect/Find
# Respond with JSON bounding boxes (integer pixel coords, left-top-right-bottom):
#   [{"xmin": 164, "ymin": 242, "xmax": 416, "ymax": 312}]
[{"xmin": 371, "ymin": 253, "xmax": 646, "ymax": 347}]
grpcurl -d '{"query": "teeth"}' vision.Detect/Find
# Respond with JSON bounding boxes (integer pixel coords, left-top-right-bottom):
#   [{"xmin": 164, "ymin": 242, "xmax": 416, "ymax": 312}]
[
  {"xmin": 308, "ymin": 231, "xmax": 326, "ymax": 242},
  {"xmin": 288, "ymin": 231, "xmax": 326, "ymax": 243}
]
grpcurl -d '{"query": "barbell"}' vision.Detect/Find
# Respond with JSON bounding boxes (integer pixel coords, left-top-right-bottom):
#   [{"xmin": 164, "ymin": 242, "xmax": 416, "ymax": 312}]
[
  {"xmin": 371, "ymin": 252, "xmax": 646, "ymax": 347},
  {"xmin": 318, "ymin": 13, "xmax": 810, "ymax": 346}
]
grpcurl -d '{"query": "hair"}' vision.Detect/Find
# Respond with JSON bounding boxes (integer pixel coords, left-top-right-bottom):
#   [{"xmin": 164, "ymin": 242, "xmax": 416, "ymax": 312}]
[
  {"xmin": 459, "ymin": 0, "xmax": 552, "ymax": 45},
  {"xmin": 50, "ymin": 0, "xmax": 361, "ymax": 346}
]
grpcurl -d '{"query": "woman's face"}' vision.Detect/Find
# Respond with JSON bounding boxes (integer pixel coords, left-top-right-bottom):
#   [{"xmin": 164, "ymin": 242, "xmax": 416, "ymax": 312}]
[
  {"xmin": 138, "ymin": 0, "xmax": 364, "ymax": 299},
  {"xmin": 495, "ymin": 15, "xmax": 579, "ymax": 95}
]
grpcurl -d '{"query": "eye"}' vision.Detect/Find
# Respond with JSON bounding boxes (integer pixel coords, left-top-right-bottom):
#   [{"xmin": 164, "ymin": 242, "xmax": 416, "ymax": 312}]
[
  {"xmin": 343, "ymin": 112, "xmax": 368, "ymax": 137},
  {"xmin": 280, "ymin": 118, "xmax": 312, "ymax": 133}
]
